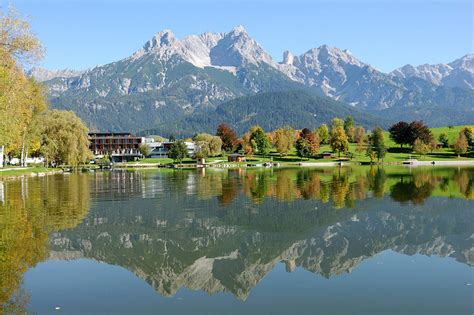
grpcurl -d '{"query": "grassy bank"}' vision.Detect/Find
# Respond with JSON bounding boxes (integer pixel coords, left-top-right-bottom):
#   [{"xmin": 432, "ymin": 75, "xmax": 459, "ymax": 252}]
[
  {"xmin": 125, "ymin": 144, "xmax": 472, "ymax": 168},
  {"xmin": 0, "ymin": 167, "xmax": 56, "ymax": 178}
]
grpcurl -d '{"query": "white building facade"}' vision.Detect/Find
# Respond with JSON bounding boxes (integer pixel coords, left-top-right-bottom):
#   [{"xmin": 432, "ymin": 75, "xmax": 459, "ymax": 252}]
[{"xmin": 146, "ymin": 141, "xmax": 196, "ymax": 158}]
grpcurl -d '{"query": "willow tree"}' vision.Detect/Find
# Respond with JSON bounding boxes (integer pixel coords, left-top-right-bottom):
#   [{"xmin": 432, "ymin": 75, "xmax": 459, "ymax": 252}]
[{"xmin": 40, "ymin": 110, "xmax": 92, "ymax": 167}]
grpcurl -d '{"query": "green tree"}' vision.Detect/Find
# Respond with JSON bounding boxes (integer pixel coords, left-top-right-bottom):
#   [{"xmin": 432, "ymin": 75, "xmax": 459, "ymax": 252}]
[
  {"xmin": 168, "ymin": 140, "xmax": 188, "ymax": 163},
  {"xmin": 331, "ymin": 118, "xmax": 344, "ymax": 131},
  {"xmin": 249, "ymin": 125, "xmax": 271, "ymax": 156},
  {"xmin": 329, "ymin": 126, "xmax": 349, "ymax": 157},
  {"xmin": 438, "ymin": 133, "xmax": 449, "ymax": 148},
  {"xmin": 344, "ymin": 116, "xmax": 354, "ymax": 132},
  {"xmin": 295, "ymin": 138, "xmax": 311, "ymax": 160},
  {"xmin": 39, "ymin": 110, "xmax": 91, "ymax": 167},
  {"xmin": 274, "ymin": 126, "xmax": 294, "ymax": 156},
  {"xmin": 344, "ymin": 116, "xmax": 355, "ymax": 142},
  {"xmin": 317, "ymin": 124, "xmax": 329, "ymax": 144},
  {"xmin": 139, "ymin": 144, "xmax": 151, "ymax": 158},
  {"xmin": 413, "ymin": 138, "xmax": 430, "ymax": 158},
  {"xmin": 355, "ymin": 137, "xmax": 366, "ymax": 156},
  {"xmin": 194, "ymin": 133, "xmax": 222, "ymax": 158},
  {"xmin": 366, "ymin": 127, "xmax": 386, "ymax": 162}
]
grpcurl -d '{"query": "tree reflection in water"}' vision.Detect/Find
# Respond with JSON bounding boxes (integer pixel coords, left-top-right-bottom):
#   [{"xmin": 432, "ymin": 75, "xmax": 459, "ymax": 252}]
[
  {"xmin": 0, "ymin": 167, "xmax": 473, "ymax": 306},
  {"xmin": 0, "ymin": 174, "xmax": 90, "ymax": 313}
]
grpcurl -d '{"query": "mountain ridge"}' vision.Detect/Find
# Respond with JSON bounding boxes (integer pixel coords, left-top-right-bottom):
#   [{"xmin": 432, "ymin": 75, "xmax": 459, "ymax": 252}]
[{"xmin": 34, "ymin": 26, "xmax": 474, "ymax": 132}]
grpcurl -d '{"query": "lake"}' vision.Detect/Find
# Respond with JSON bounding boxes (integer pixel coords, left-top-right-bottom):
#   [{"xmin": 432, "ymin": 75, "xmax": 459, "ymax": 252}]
[{"xmin": 1, "ymin": 166, "xmax": 473, "ymax": 315}]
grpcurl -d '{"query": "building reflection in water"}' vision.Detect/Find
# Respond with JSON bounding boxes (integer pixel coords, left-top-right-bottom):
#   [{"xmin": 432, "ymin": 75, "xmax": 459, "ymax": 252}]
[{"xmin": 1, "ymin": 167, "xmax": 473, "ymax": 309}]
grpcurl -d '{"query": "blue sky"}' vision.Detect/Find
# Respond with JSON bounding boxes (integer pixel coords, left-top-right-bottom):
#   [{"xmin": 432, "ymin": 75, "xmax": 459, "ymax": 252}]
[{"xmin": 6, "ymin": 0, "xmax": 473, "ymax": 72}]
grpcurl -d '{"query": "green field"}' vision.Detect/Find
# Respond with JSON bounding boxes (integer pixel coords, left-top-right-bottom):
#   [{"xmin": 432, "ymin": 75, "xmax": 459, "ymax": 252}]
[
  {"xmin": 0, "ymin": 167, "xmax": 53, "ymax": 178},
  {"xmin": 121, "ymin": 125, "xmax": 473, "ymax": 167},
  {"xmin": 382, "ymin": 125, "xmax": 471, "ymax": 148}
]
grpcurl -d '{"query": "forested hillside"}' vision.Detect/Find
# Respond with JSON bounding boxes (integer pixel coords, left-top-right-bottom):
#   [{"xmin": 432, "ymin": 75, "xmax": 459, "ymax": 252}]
[{"xmin": 140, "ymin": 90, "xmax": 385, "ymax": 136}]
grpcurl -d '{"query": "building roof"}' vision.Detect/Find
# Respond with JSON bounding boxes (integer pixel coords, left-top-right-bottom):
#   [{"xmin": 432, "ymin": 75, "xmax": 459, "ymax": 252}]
[{"xmin": 88, "ymin": 132, "xmax": 136, "ymax": 137}]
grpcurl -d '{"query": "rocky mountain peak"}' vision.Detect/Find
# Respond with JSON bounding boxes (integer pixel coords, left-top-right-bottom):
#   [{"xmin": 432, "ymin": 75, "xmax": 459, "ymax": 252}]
[
  {"xmin": 27, "ymin": 67, "xmax": 83, "ymax": 82},
  {"xmin": 282, "ymin": 51, "xmax": 294, "ymax": 65},
  {"xmin": 198, "ymin": 32, "xmax": 224, "ymax": 49},
  {"xmin": 144, "ymin": 29, "xmax": 176, "ymax": 51},
  {"xmin": 230, "ymin": 25, "xmax": 247, "ymax": 36},
  {"xmin": 132, "ymin": 26, "xmax": 274, "ymax": 69},
  {"xmin": 449, "ymin": 54, "xmax": 474, "ymax": 72},
  {"xmin": 391, "ymin": 54, "xmax": 474, "ymax": 88},
  {"xmin": 38, "ymin": 25, "xmax": 473, "ymax": 130},
  {"xmin": 209, "ymin": 25, "xmax": 275, "ymax": 68},
  {"xmin": 314, "ymin": 45, "xmax": 365, "ymax": 67}
]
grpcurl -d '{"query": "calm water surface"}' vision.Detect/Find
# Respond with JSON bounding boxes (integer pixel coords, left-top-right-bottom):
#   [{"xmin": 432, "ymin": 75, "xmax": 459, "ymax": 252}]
[{"xmin": 0, "ymin": 166, "xmax": 473, "ymax": 314}]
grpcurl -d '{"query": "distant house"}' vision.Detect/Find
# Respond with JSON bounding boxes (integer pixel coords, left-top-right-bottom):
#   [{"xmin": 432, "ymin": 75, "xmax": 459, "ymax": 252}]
[
  {"xmin": 148, "ymin": 141, "xmax": 196, "ymax": 158},
  {"xmin": 89, "ymin": 132, "xmax": 145, "ymax": 162},
  {"xmin": 228, "ymin": 153, "xmax": 246, "ymax": 162},
  {"xmin": 322, "ymin": 152, "xmax": 332, "ymax": 159}
]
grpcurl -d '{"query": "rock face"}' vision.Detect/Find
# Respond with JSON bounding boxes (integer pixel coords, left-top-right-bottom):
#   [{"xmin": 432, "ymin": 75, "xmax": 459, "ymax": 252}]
[
  {"xmin": 391, "ymin": 54, "xmax": 474, "ymax": 90},
  {"xmin": 27, "ymin": 67, "xmax": 84, "ymax": 82},
  {"xmin": 36, "ymin": 26, "xmax": 474, "ymax": 131}
]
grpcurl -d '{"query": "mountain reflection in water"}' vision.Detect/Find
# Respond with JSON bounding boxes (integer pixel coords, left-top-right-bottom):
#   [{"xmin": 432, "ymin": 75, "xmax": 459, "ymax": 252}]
[{"xmin": 0, "ymin": 166, "xmax": 473, "ymax": 312}]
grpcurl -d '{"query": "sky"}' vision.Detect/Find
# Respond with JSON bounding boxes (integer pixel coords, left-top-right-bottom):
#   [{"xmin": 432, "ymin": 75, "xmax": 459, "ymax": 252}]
[{"xmin": 5, "ymin": 0, "xmax": 474, "ymax": 73}]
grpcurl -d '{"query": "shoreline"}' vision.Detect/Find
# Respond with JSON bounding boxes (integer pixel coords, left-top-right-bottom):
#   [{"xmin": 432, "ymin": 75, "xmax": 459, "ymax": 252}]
[
  {"xmin": 0, "ymin": 168, "xmax": 63, "ymax": 180},
  {"xmin": 114, "ymin": 159, "xmax": 474, "ymax": 169},
  {"xmin": 1, "ymin": 160, "xmax": 473, "ymax": 180}
]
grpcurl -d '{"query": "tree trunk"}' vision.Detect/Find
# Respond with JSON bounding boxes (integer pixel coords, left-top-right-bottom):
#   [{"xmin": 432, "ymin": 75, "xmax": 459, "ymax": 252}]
[
  {"xmin": 20, "ymin": 142, "xmax": 25, "ymax": 167},
  {"xmin": 0, "ymin": 146, "xmax": 3, "ymax": 168}
]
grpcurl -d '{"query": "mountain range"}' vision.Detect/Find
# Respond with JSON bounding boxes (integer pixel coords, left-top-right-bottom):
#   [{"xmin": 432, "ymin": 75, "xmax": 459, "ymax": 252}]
[
  {"xmin": 48, "ymin": 170, "xmax": 473, "ymax": 300},
  {"xmin": 31, "ymin": 26, "xmax": 474, "ymax": 134}
]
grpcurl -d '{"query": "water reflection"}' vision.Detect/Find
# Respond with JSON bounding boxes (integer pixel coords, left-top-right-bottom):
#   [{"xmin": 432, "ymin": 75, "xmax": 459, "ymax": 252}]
[
  {"xmin": 0, "ymin": 175, "xmax": 90, "ymax": 313},
  {"xmin": 1, "ymin": 167, "xmax": 473, "ymax": 308}
]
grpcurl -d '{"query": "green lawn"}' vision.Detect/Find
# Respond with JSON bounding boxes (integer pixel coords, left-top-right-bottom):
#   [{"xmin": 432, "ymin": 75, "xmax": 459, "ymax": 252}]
[
  {"xmin": 0, "ymin": 167, "xmax": 52, "ymax": 178},
  {"xmin": 382, "ymin": 125, "xmax": 472, "ymax": 148},
  {"xmin": 124, "ymin": 125, "xmax": 473, "ymax": 167}
]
